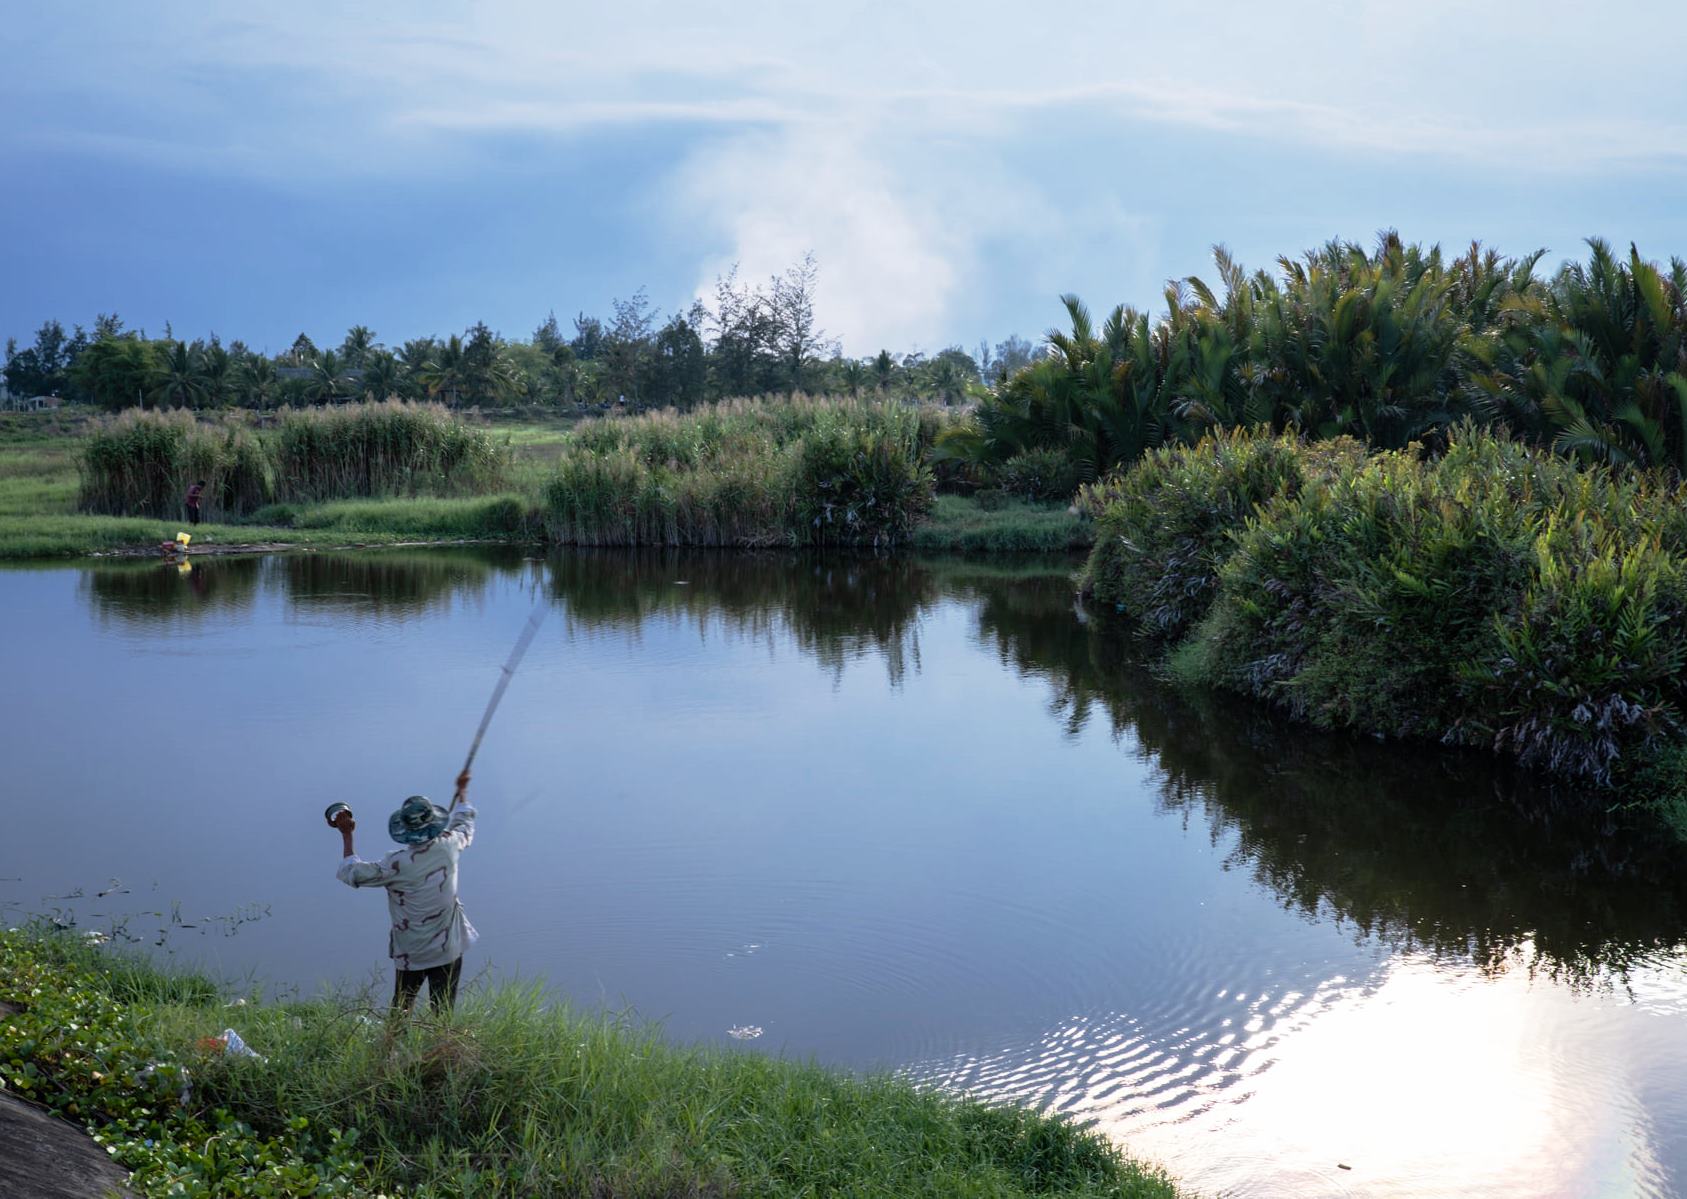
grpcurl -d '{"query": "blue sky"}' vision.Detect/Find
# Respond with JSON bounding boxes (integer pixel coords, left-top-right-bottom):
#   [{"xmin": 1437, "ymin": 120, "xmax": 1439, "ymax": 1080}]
[{"xmin": 5, "ymin": 1, "xmax": 1686, "ymax": 358}]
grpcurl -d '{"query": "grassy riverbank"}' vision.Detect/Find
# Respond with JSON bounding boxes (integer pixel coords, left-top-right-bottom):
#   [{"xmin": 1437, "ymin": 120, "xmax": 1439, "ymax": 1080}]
[
  {"xmin": 1080, "ymin": 426, "xmax": 1687, "ymax": 839},
  {"xmin": 0, "ymin": 929, "xmax": 1176, "ymax": 1199},
  {"xmin": 0, "ymin": 403, "xmax": 1085, "ymax": 558},
  {"xmin": 910, "ymin": 495, "xmax": 1089, "ymax": 553}
]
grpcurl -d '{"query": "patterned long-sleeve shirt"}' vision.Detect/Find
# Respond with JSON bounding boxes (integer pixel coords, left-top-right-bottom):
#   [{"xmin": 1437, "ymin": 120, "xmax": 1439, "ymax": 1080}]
[{"xmin": 337, "ymin": 802, "xmax": 478, "ymax": 971}]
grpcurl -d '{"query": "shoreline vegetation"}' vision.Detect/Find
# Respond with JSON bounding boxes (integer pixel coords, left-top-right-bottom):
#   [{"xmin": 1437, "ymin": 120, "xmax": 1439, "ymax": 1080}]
[
  {"xmin": 0, "ymin": 400, "xmax": 1086, "ymax": 560},
  {"xmin": 0, "ymin": 928, "xmax": 1177, "ymax": 1199},
  {"xmin": 1079, "ymin": 426, "xmax": 1687, "ymax": 841},
  {"xmin": 5, "ymin": 232, "xmax": 1686, "ymax": 831}
]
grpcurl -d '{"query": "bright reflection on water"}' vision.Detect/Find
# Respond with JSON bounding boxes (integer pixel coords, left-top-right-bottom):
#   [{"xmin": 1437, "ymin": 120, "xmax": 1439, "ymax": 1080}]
[{"xmin": 5, "ymin": 548, "xmax": 1687, "ymax": 1198}]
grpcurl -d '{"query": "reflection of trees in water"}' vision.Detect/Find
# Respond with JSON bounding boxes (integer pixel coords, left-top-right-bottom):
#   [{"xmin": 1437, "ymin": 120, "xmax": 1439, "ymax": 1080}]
[
  {"xmin": 80, "ymin": 549, "xmax": 532, "ymax": 626},
  {"xmin": 964, "ymin": 572, "xmax": 1687, "ymax": 987},
  {"xmin": 76, "ymin": 547, "xmax": 1687, "ymax": 983},
  {"xmin": 545, "ymin": 550, "xmax": 936, "ymax": 685},
  {"xmin": 81, "ymin": 557, "xmax": 265, "ymax": 626},
  {"xmin": 281, "ymin": 549, "xmax": 529, "ymax": 620}
]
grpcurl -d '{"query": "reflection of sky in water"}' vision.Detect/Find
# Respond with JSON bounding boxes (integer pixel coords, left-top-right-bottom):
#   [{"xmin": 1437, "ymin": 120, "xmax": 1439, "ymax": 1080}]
[
  {"xmin": 4, "ymin": 552, "xmax": 1686, "ymax": 1199},
  {"xmin": 918, "ymin": 952, "xmax": 1687, "ymax": 1197}
]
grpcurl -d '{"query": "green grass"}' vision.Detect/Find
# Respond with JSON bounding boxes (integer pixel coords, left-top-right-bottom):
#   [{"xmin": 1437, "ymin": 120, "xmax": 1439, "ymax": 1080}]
[
  {"xmin": 0, "ymin": 415, "xmax": 86, "ymax": 521},
  {"xmin": 910, "ymin": 495, "xmax": 1092, "ymax": 553},
  {"xmin": 255, "ymin": 495, "xmax": 538, "ymax": 538},
  {"xmin": 1, "ymin": 929, "xmax": 1179, "ymax": 1199},
  {"xmin": 0, "ymin": 408, "xmax": 535, "ymax": 557},
  {"xmin": 0, "ymin": 514, "xmax": 523, "ymax": 559},
  {"xmin": 0, "ymin": 404, "xmax": 1084, "ymax": 559}
]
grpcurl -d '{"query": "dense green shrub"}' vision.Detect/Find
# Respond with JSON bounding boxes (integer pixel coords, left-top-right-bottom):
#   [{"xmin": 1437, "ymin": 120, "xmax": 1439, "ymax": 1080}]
[
  {"xmin": 1079, "ymin": 429, "xmax": 1363, "ymax": 640},
  {"xmin": 965, "ymin": 238, "xmax": 1687, "ymax": 490},
  {"xmin": 1465, "ymin": 497, "xmax": 1687, "ymax": 782},
  {"xmin": 1192, "ymin": 437, "xmax": 1540, "ymax": 736},
  {"xmin": 793, "ymin": 423, "xmax": 933, "ymax": 547},
  {"xmin": 997, "ymin": 447, "xmax": 1082, "ymax": 501},
  {"xmin": 1104, "ymin": 426, "xmax": 1687, "ymax": 797}
]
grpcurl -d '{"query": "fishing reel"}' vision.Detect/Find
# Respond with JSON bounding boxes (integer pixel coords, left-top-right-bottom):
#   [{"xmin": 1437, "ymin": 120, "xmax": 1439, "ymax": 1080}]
[{"xmin": 324, "ymin": 802, "xmax": 354, "ymax": 829}]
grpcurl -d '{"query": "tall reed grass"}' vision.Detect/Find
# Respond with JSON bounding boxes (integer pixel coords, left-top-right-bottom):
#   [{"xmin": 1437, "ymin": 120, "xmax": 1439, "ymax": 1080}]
[
  {"xmin": 77, "ymin": 402, "xmax": 505, "ymax": 519},
  {"xmin": 541, "ymin": 394, "xmax": 941, "ymax": 548},
  {"xmin": 78, "ymin": 408, "xmax": 272, "ymax": 520},
  {"xmin": 275, "ymin": 400, "xmax": 503, "ymax": 501}
]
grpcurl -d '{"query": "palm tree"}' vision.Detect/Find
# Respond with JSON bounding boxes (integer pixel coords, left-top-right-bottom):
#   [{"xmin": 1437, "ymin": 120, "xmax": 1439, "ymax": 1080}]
[
  {"xmin": 235, "ymin": 357, "xmax": 278, "ymax": 409},
  {"xmin": 150, "ymin": 342, "xmax": 206, "ymax": 408},
  {"xmin": 873, "ymin": 349, "xmax": 895, "ymax": 390},
  {"xmin": 1475, "ymin": 241, "xmax": 1687, "ymax": 472},
  {"xmin": 418, "ymin": 337, "xmax": 468, "ymax": 406},
  {"xmin": 360, "ymin": 351, "xmax": 401, "ymax": 401},
  {"xmin": 200, "ymin": 343, "xmax": 233, "ymax": 408},
  {"xmin": 303, "ymin": 350, "xmax": 353, "ymax": 404},
  {"xmin": 397, "ymin": 339, "xmax": 437, "ymax": 400},
  {"xmin": 340, "ymin": 325, "xmax": 377, "ymax": 370}
]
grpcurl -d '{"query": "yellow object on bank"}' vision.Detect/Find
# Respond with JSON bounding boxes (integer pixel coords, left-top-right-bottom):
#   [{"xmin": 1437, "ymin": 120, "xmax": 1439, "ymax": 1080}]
[{"xmin": 176, "ymin": 532, "xmax": 191, "ymax": 546}]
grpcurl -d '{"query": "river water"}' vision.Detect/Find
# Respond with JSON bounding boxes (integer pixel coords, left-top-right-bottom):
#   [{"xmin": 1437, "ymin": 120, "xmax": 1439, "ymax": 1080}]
[{"xmin": 4, "ymin": 548, "xmax": 1685, "ymax": 1198}]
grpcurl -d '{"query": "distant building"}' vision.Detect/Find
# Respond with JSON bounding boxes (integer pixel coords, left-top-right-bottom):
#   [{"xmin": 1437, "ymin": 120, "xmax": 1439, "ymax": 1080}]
[{"xmin": 2, "ymin": 393, "xmax": 62, "ymax": 412}]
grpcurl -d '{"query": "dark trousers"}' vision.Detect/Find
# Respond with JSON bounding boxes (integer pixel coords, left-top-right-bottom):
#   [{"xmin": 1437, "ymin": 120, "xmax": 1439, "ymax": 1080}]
[
  {"xmin": 187, "ymin": 507, "xmax": 200, "ymax": 525},
  {"xmin": 393, "ymin": 956, "xmax": 463, "ymax": 1013}
]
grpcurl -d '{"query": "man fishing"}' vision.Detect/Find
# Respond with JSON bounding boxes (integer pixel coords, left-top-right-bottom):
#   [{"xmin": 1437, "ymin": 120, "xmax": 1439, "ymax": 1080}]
[{"xmin": 330, "ymin": 769, "xmax": 477, "ymax": 1012}]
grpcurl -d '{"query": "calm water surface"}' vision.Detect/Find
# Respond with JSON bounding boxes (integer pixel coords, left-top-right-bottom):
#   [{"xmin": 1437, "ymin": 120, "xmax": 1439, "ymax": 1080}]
[{"xmin": 5, "ymin": 549, "xmax": 1687, "ymax": 1198}]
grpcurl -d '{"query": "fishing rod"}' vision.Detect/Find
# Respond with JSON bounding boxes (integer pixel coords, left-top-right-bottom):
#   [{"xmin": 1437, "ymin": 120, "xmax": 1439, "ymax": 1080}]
[
  {"xmin": 325, "ymin": 601, "xmax": 549, "ymax": 831},
  {"xmin": 451, "ymin": 601, "xmax": 549, "ymax": 810}
]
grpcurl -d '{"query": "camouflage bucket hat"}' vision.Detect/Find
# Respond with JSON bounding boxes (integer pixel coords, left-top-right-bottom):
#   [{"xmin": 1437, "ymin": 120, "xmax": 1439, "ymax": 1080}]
[{"xmin": 389, "ymin": 795, "xmax": 449, "ymax": 845}]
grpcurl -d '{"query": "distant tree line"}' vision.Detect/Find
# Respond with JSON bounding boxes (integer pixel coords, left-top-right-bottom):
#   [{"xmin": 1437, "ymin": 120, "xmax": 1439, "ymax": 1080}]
[{"xmin": 4, "ymin": 254, "xmax": 1043, "ymax": 413}]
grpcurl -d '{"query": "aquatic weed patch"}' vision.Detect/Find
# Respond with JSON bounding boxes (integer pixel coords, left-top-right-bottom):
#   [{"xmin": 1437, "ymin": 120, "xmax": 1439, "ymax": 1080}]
[{"xmin": 0, "ymin": 930, "xmax": 366, "ymax": 1197}]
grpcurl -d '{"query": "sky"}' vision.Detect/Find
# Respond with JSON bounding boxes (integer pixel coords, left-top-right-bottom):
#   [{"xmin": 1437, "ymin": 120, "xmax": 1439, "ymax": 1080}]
[{"xmin": 4, "ymin": 1, "xmax": 1686, "ymax": 359}]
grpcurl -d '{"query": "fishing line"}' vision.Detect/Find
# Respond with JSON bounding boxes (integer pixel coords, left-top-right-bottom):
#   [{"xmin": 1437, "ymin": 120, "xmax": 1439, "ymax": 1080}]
[{"xmin": 452, "ymin": 601, "xmax": 549, "ymax": 809}]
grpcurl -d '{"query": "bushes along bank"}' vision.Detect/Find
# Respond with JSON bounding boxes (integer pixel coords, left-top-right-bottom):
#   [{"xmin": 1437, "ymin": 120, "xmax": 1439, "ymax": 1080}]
[{"xmin": 1082, "ymin": 426, "xmax": 1687, "ymax": 834}]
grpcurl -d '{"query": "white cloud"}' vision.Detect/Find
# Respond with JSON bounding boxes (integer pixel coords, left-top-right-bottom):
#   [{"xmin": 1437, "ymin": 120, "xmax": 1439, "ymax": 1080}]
[
  {"xmin": 7, "ymin": 0, "xmax": 1687, "ymax": 345},
  {"xmin": 672, "ymin": 125, "xmax": 963, "ymax": 353}
]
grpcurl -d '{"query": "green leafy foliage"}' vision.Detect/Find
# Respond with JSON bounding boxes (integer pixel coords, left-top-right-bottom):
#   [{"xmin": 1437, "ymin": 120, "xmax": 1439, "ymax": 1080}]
[
  {"xmin": 967, "ymin": 236, "xmax": 1687, "ymax": 486},
  {"xmin": 792, "ymin": 423, "xmax": 933, "ymax": 548},
  {"xmin": 1089, "ymin": 425, "xmax": 1687, "ymax": 802},
  {"xmin": 273, "ymin": 401, "xmax": 504, "ymax": 502},
  {"xmin": 0, "ymin": 931, "xmax": 366, "ymax": 1197},
  {"xmin": 996, "ymin": 447, "xmax": 1082, "ymax": 501},
  {"xmin": 1079, "ymin": 430, "xmax": 1363, "ymax": 641}
]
